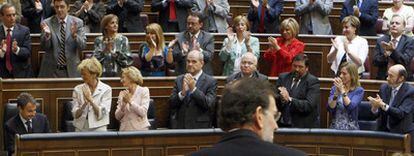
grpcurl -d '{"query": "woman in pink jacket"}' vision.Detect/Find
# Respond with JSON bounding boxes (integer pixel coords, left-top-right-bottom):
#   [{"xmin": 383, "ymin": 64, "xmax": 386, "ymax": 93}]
[{"xmin": 115, "ymin": 66, "xmax": 151, "ymax": 131}]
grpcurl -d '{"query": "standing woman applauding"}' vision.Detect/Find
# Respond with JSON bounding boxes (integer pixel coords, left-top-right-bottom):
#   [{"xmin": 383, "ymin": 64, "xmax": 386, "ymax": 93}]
[
  {"xmin": 115, "ymin": 66, "xmax": 151, "ymax": 131},
  {"xmin": 140, "ymin": 23, "xmax": 175, "ymax": 76},
  {"xmin": 94, "ymin": 14, "xmax": 133, "ymax": 77}
]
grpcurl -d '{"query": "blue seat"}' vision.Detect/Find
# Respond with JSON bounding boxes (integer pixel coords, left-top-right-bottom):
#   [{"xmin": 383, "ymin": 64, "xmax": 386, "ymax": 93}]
[{"xmin": 358, "ymin": 101, "xmax": 377, "ymax": 131}]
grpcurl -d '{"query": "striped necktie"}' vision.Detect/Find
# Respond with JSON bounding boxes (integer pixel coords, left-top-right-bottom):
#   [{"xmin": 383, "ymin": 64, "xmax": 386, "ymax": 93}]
[{"xmin": 58, "ymin": 20, "xmax": 67, "ymax": 65}]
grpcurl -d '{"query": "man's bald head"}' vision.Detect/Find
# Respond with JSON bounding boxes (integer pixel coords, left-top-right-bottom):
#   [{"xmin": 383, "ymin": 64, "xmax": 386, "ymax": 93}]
[
  {"xmin": 387, "ymin": 64, "xmax": 407, "ymax": 87},
  {"xmin": 240, "ymin": 53, "xmax": 258, "ymax": 76}
]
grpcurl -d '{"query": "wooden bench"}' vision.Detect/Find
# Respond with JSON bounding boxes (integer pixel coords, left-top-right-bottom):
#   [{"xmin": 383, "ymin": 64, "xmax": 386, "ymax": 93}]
[{"xmin": 14, "ymin": 128, "xmax": 411, "ymax": 156}]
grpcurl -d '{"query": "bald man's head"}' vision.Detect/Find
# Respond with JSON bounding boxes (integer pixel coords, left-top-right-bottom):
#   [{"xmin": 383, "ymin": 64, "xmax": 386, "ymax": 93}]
[
  {"xmin": 240, "ymin": 53, "xmax": 258, "ymax": 76},
  {"xmin": 387, "ymin": 64, "xmax": 407, "ymax": 87}
]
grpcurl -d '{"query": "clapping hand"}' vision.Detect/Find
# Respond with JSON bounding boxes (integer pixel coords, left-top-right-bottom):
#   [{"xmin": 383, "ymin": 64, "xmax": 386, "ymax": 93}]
[
  {"xmin": 333, "ymin": 77, "xmax": 345, "ymax": 94},
  {"xmin": 367, "ymin": 94, "xmax": 383, "ymax": 110},
  {"xmin": 268, "ymin": 36, "xmax": 279, "ymax": 50},
  {"xmin": 35, "ymin": 0, "xmax": 43, "ymax": 11},
  {"xmin": 331, "ymin": 38, "xmax": 339, "ymax": 51},
  {"xmin": 121, "ymin": 90, "xmax": 132, "ymax": 104},
  {"xmin": 168, "ymin": 38, "xmax": 178, "ymax": 48},
  {"xmin": 82, "ymin": 85, "xmax": 93, "ymax": 104},
  {"xmin": 71, "ymin": 21, "xmax": 78, "ymax": 38},
  {"xmin": 181, "ymin": 41, "xmax": 190, "ymax": 55},
  {"xmin": 251, "ymin": 0, "xmax": 259, "ymax": 8},
  {"xmin": 41, "ymin": 22, "xmax": 51, "ymax": 37},
  {"xmin": 12, "ymin": 39, "xmax": 18, "ymax": 53},
  {"xmin": 184, "ymin": 74, "xmax": 196, "ymax": 91},
  {"xmin": 278, "ymin": 87, "xmax": 290, "ymax": 102}
]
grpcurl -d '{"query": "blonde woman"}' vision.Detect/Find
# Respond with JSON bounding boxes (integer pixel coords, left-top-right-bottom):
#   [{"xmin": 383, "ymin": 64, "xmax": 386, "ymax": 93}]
[
  {"xmin": 140, "ymin": 23, "xmax": 175, "ymax": 76},
  {"xmin": 264, "ymin": 18, "xmax": 305, "ymax": 77},
  {"xmin": 72, "ymin": 57, "xmax": 112, "ymax": 132},
  {"xmin": 115, "ymin": 66, "xmax": 151, "ymax": 131},
  {"xmin": 328, "ymin": 62, "xmax": 364, "ymax": 130}
]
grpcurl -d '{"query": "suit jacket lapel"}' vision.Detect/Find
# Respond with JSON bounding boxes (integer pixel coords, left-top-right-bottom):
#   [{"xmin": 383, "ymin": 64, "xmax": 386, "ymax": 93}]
[
  {"xmin": 395, "ymin": 35, "xmax": 405, "ymax": 53},
  {"xmin": 51, "ymin": 16, "xmax": 62, "ymax": 43},
  {"xmin": 0, "ymin": 25, "xmax": 5, "ymax": 40},
  {"xmin": 15, "ymin": 116, "xmax": 29, "ymax": 133}
]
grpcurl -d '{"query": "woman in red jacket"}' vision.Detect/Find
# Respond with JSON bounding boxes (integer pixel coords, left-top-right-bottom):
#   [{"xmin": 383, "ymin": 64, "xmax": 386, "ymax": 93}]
[{"xmin": 264, "ymin": 18, "xmax": 305, "ymax": 77}]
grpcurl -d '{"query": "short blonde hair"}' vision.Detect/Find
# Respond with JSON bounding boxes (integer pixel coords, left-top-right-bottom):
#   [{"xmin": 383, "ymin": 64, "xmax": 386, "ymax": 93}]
[
  {"xmin": 146, "ymin": 23, "xmax": 165, "ymax": 51},
  {"xmin": 232, "ymin": 15, "xmax": 250, "ymax": 30},
  {"xmin": 342, "ymin": 16, "xmax": 360, "ymax": 31},
  {"xmin": 77, "ymin": 57, "xmax": 103, "ymax": 77},
  {"xmin": 121, "ymin": 66, "xmax": 144, "ymax": 85},
  {"xmin": 280, "ymin": 18, "xmax": 299, "ymax": 37}
]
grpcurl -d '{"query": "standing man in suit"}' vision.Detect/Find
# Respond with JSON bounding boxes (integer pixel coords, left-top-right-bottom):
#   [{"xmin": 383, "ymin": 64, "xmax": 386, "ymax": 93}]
[
  {"xmin": 373, "ymin": 14, "xmax": 414, "ymax": 80},
  {"xmin": 172, "ymin": 13, "xmax": 214, "ymax": 75},
  {"xmin": 295, "ymin": 0, "xmax": 333, "ymax": 35},
  {"xmin": 4, "ymin": 92, "xmax": 51, "ymax": 155},
  {"xmin": 191, "ymin": 78, "xmax": 306, "ymax": 156},
  {"xmin": 247, "ymin": 0, "xmax": 283, "ymax": 33},
  {"xmin": 226, "ymin": 52, "xmax": 267, "ymax": 83},
  {"xmin": 368, "ymin": 64, "xmax": 414, "ymax": 151},
  {"xmin": 151, "ymin": 0, "xmax": 193, "ymax": 32},
  {"xmin": 21, "ymin": 0, "xmax": 54, "ymax": 33},
  {"xmin": 107, "ymin": 0, "xmax": 144, "ymax": 32},
  {"xmin": 191, "ymin": 0, "xmax": 229, "ymax": 33},
  {"xmin": 69, "ymin": 0, "xmax": 106, "ymax": 33},
  {"xmin": 0, "ymin": 4, "xmax": 33, "ymax": 78},
  {"xmin": 38, "ymin": 0, "xmax": 86, "ymax": 78},
  {"xmin": 169, "ymin": 50, "xmax": 217, "ymax": 129},
  {"xmin": 276, "ymin": 54, "xmax": 320, "ymax": 128},
  {"xmin": 340, "ymin": 0, "xmax": 378, "ymax": 36}
]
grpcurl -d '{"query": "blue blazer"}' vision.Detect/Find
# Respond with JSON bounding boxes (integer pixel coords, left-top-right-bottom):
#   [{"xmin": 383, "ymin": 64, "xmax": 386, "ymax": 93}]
[
  {"xmin": 374, "ymin": 83, "xmax": 414, "ymax": 134},
  {"xmin": 340, "ymin": 0, "xmax": 378, "ymax": 36},
  {"xmin": 0, "ymin": 24, "xmax": 33, "ymax": 78}
]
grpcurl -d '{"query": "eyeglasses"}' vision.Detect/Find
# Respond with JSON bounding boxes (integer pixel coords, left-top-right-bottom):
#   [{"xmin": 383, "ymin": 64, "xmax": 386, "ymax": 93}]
[{"xmin": 274, "ymin": 111, "xmax": 281, "ymax": 122}]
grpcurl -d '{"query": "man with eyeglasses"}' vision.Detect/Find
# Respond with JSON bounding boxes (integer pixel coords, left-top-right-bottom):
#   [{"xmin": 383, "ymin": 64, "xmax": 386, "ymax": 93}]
[
  {"xmin": 373, "ymin": 14, "xmax": 414, "ymax": 81},
  {"xmin": 226, "ymin": 52, "xmax": 267, "ymax": 83},
  {"xmin": 190, "ymin": 78, "xmax": 306, "ymax": 156},
  {"xmin": 275, "ymin": 53, "xmax": 320, "ymax": 128}
]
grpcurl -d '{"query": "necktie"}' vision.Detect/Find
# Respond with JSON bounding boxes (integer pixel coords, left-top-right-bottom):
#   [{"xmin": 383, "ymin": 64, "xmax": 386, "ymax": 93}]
[
  {"xmin": 291, "ymin": 77, "xmax": 299, "ymax": 91},
  {"xmin": 258, "ymin": 3, "xmax": 265, "ymax": 33},
  {"xmin": 5, "ymin": 28, "xmax": 12, "ymax": 72},
  {"xmin": 190, "ymin": 35, "xmax": 196, "ymax": 50},
  {"xmin": 387, "ymin": 89, "xmax": 398, "ymax": 129},
  {"xmin": 25, "ymin": 120, "xmax": 32, "ymax": 133},
  {"xmin": 58, "ymin": 21, "xmax": 66, "ymax": 65},
  {"xmin": 169, "ymin": 0, "xmax": 177, "ymax": 21}
]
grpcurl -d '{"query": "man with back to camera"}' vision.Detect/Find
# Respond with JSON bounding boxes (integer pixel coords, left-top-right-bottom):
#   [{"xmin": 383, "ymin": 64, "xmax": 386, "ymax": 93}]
[
  {"xmin": 191, "ymin": 78, "xmax": 306, "ymax": 156},
  {"xmin": 4, "ymin": 92, "xmax": 51, "ymax": 155}
]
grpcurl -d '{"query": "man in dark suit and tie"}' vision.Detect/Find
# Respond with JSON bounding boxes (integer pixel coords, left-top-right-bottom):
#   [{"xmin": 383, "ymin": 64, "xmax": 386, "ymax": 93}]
[
  {"xmin": 38, "ymin": 0, "xmax": 86, "ymax": 78},
  {"xmin": 4, "ymin": 92, "xmax": 51, "ymax": 155},
  {"xmin": 275, "ymin": 54, "xmax": 320, "ymax": 128},
  {"xmin": 151, "ymin": 0, "xmax": 193, "ymax": 32},
  {"xmin": 340, "ymin": 0, "xmax": 378, "ymax": 36},
  {"xmin": 21, "ymin": 0, "xmax": 54, "ymax": 33},
  {"xmin": 368, "ymin": 64, "xmax": 414, "ymax": 151},
  {"xmin": 373, "ymin": 14, "xmax": 414, "ymax": 80},
  {"xmin": 226, "ymin": 52, "xmax": 267, "ymax": 83},
  {"xmin": 0, "ymin": 3, "xmax": 33, "ymax": 78},
  {"xmin": 190, "ymin": 78, "xmax": 306, "ymax": 156},
  {"xmin": 247, "ymin": 0, "xmax": 283, "ymax": 33},
  {"xmin": 172, "ymin": 13, "xmax": 214, "ymax": 75},
  {"xmin": 106, "ymin": 0, "xmax": 144, "ymax": 32},
  {"xmin": 169, "ymin": 50, "xmax": 217, "ymax": 129}
]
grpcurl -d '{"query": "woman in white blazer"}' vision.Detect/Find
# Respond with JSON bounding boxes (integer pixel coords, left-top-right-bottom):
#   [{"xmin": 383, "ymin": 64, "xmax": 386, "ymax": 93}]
[{"xmin": 72, "ymin": 57, "xmax": 112, "ymax": 132}]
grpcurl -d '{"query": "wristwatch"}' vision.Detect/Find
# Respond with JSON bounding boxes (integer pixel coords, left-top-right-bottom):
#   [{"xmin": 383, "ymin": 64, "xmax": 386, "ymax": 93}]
[{"xmin": 342, "ymin": 93, "xmax": 348, "ymax": 97}]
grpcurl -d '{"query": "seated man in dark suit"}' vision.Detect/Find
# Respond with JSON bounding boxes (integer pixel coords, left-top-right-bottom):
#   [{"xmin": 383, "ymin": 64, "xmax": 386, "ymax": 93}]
[
  {"xmin": 373, "ymin": 14, "xmax": 414, "ymax": 80},
  {"xmin": 0, "ymin": 4, "xmax": 33, "ymax": 78},
  {"xmin": 368, "ymin": 64, "xmax": 414, "ymax": 151},
  {"xmin": 169, "ymin": 50, "xmax": 217, "ymax": 129},
  {"xmin": 226, "ymin": 52, "xmax": 267, "ymax": 83},
  {"xmin": 340, "ymin": 0, "xmax": 378, "ymax": 36},
  {"xmin": 4, "ymin": 92, "xmax": 51, "ymax": 155},
  {"xmin": 172, "ymin": 13, "xmax": 214, "ymax": 75},
  {"xmin": 191, "ymin": 78, "xmax": 306, "ymax": 156},
  {"xmin": 276, "ymin": 54, "xmax": 320, "ymax": 128}
]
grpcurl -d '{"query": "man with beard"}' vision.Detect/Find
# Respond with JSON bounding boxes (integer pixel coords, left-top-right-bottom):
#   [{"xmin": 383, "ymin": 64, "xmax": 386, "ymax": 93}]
[{"xmin": 275, "ymin": 54, "xmax": 320, "ymax": 128}]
